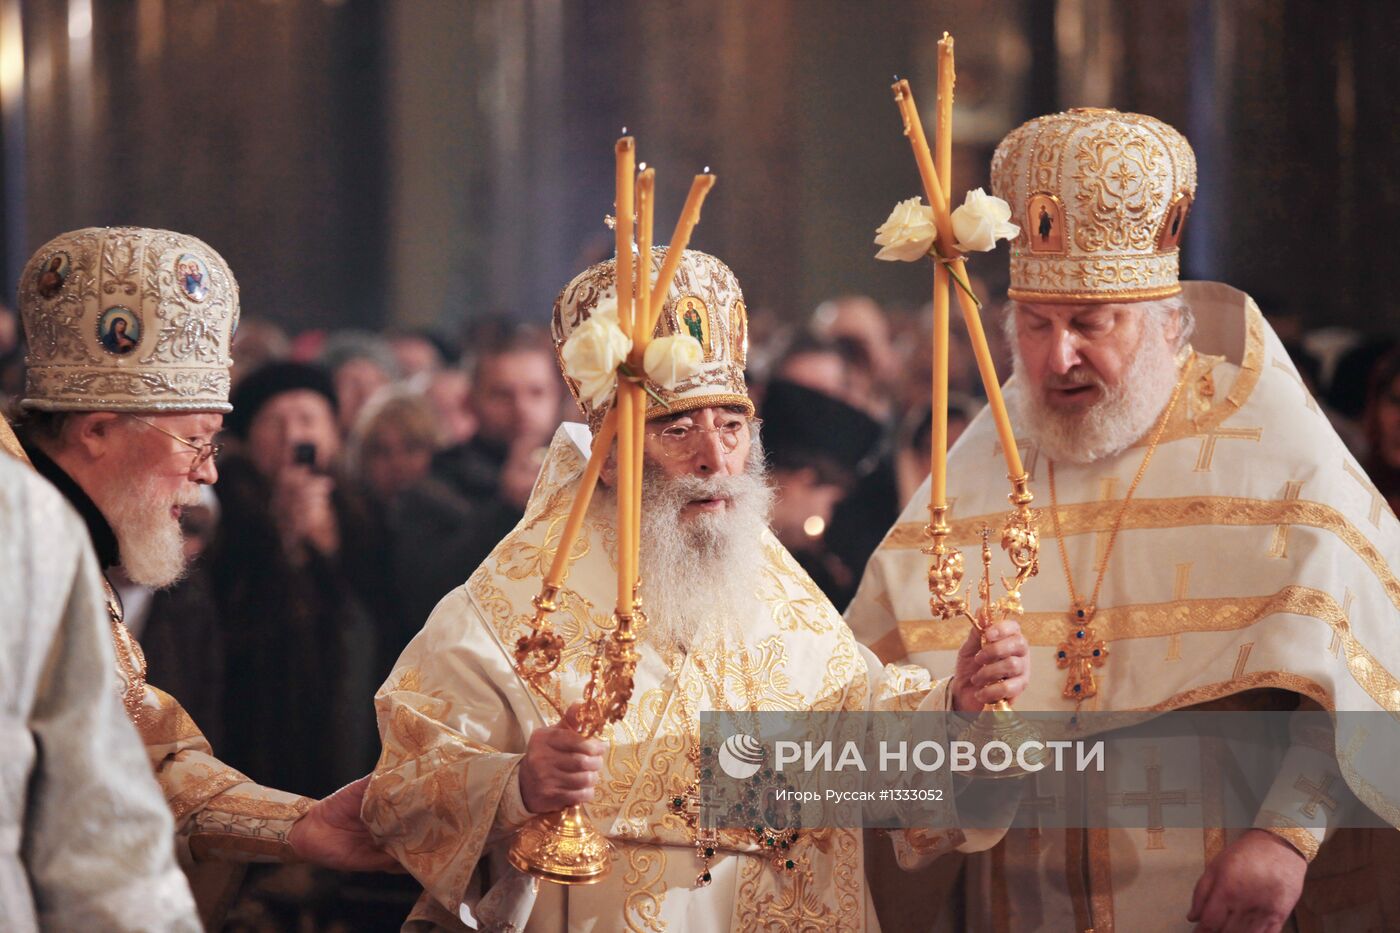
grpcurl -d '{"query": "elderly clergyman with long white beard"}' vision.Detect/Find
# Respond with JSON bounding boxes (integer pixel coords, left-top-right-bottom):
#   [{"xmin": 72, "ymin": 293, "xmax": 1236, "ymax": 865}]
[
  {"xmin": 848, "ymin": 109, "xmax": 1400, "ymax": 932},
  {"xmin": 5, "ymin": 227, "xmax": 395, "ymax": 927},
  {"xmin": 365, "ymin": 248, "xmax": 1029, "ymax": 931}
]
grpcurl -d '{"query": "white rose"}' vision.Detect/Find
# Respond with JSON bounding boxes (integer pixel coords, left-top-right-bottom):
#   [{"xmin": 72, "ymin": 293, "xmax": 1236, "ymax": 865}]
[
  {"xmin": 561, "ymin": 299, "xmax": 632, "ymax": 407},
  {"xmin": 874, "ymin": 197, "xmax": 938, "ymax": 262},
  {"xmin": 643, "ymin": 334, "xmax": 704, "ymax": 388},
  {"xmin": 951, "ymin": 188, "xmax": 1020, "ymax": 252}
]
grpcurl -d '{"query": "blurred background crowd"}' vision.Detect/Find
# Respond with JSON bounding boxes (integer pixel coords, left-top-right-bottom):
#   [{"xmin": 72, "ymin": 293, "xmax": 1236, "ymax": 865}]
[
  {"xmin": 4, "ymin": 294, "xmax": 1398, "ymax": 914},
  {"xmin": 3, "ymin": 0, "xmax": 1399, "ymax": 929}
]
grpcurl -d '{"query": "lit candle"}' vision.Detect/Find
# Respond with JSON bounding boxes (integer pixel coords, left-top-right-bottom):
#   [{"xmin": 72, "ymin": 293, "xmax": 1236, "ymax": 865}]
[
  {"xmin": 891, "ymin": 80, "xmax": 956, "ymax": 247},
  {"xmin": 931, "ymin": 262, "xmax": 950, "ymax": 510},
  {"xmin": 954, "ymin": 272, "xmax": 1023, "ymax": 479},
  {"xmin": 634, "ymin": 169, "xmax": 656, "ymax": 338},
  {"xmin": 632, "ymin": 166, "xmax": 658, "ymax": 574},
  {"xmin": 616, "ymin": 166, "xmax": 652, "ymax": 602},
  {"xmin": 616, "ymin": 371, "xmax": 636, "ymax": 611},
  {"xmin": 936, "ymin": 34, "xmax": 954, "ymax": 197},
  {"xmin": 615, "ymin": 137, "xmax": 636, "ymax": 340},
  {"xmin": 646, "ymin": 171, "xmax": 716, "ymax": 334}
]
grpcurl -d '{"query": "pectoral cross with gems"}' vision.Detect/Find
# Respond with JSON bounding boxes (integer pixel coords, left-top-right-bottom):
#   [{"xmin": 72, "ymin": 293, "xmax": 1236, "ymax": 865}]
[{"xmin": 1057, "ymin": 605, "xmax": 1109, "ymax": 700}]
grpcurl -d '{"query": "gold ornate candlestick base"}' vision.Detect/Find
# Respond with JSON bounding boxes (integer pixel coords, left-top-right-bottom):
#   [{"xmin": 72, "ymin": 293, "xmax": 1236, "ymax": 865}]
[
  {"xmin": 932, "ymin": 519, "xmax": 1044, "ymax": 780},
  {"xmin": 510, "ymin": 607, "xmax": 644, "ymax": 885},
  {"xmin": 956, "ymin": 699, "xmax": 1048, "ymax": 780},
  {"xmin": 994, "ymin": 473, "xmax": 1039, "ymax": 617},
  {"xmin": 508, "ymin": 804, "xmax": 612, "ymax": 884},
  {"xmin": 923, "ymin": 504, "xmax": 967, "ymax": 621}
]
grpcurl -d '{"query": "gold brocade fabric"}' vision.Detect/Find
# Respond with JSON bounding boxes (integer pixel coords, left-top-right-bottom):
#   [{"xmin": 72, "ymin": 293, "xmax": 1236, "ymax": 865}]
[
  {"xmin": 847, "ymin": 282, "xmax": 1400, "ymax": 931},
  {"xmin": 106, "ymin": 591, "xmax": 312, "ymax": 928},
  {"xmin": 0, "ymin": 417, "xmax": 25, "ymax": 462},
  {"xmin": 364, "ymin": 423, "xmax": 971, "ymax": 932},
  {"xmin": 1, "ymin": 455, "xmax": 201, "ymax": 931},
  {"xmin": 106, "ymin": 615, "xmax": 312, "ymax": 849},
  {"xmin": 7, "ymin": 412, "xmax": 310, "ymax": 926}
]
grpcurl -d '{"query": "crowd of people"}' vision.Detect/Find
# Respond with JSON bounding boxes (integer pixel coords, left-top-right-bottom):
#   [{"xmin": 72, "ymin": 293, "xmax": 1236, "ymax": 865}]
[
  {"xmin": 4, "ymin": 99, "xmax": 1400, "ymax": 932},
  {"xmin": 3, "ymin": 278, "xmax": 1393, "ymax": 649},
  {"xmin": 0, "ymin": 286, "xmax": 1395, "ymax": 851},
  {"xmin": 0, "ymin": 256, "xmax": 1015, "ymax": 926}
]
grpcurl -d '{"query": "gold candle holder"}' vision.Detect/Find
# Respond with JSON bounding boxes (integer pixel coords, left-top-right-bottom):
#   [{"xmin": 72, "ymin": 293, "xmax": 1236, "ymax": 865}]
[
  {"xmin": 922, "ymin": 504, "xmax": 966, "ymax": 621},
  {"xmin": 509, "ymin": 606, "xmax": 646, "ymax": 883},
  {"xmin": 994, "ymin": 472, "xmax": 1040, "ymax": 618},
  {"xmin": 510, "ymin": 137, "xmax": 712, "ymax": 885},
  {"xmin": 514, "ymin": 584, "xmax": 567, "ymax": 688},
  {"xmin": 891, "ymin": 33, "xmax": 1042, "ymax": 779},
  {"xmin": 507, "ymin": 805, "xmax": 613, "ymax": 885},
  {"xmin": 925, "ymin": 492, "xmax": 1044, "ymax": 780},
  {"xmin": 953, "ymin": 526, "xmax": 1046, "ymax": 779}
]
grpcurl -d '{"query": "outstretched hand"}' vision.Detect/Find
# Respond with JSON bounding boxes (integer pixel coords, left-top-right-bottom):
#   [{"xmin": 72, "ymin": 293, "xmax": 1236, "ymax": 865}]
[
  {"xmin": 951, "ymin": 620, "xmax": 1030, "ymax": 712},
  {"xmin": 288, "ymin": 775, "xmax": 401, "ymax": 873}
]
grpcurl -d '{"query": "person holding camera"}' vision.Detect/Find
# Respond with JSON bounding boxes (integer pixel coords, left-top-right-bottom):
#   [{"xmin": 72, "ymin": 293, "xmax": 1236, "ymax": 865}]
[
  {"xmin": 5, "ymin": 230, "xmax": 396, "ymax": 930},
  {"xmin": 212, "ymin": 362, "xmax": 392, "ymax": 802}
]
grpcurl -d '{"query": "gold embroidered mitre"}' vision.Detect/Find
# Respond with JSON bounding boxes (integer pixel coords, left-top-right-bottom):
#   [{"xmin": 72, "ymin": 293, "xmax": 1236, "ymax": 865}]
[
  {"xmin": 990, "ymin": 108, "xmax": 1197, "ymax": 303},
  {"xmin": 552, "ymin": 247, "xmax": 751, "ymax": 429},
  {"xmin": 19, "ymin": 226, "xmax": 239, "ymax": 413}
]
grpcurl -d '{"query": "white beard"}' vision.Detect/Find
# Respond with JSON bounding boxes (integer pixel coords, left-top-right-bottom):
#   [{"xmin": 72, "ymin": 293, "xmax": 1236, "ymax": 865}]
[
  {"xmin": 98, "ymin": 470, "xmax": 198, "ymax": 589},
  {"xmin": 1007, "ymin": 318, "xmax": 1184, "ymax": 465},
  {"xmin": 594, "ymin": 445, "xmax": 774, "ymax": 654}
]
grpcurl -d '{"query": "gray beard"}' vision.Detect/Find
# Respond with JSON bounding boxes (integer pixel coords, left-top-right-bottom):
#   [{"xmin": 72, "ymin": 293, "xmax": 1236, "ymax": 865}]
[
  {"xmin": 98, "ymin": 470, "xmax": 196, "ymax": 589},
  {"xmin": 1007, "ymin": 322, "xmax": 1183, "ymax": 465},
  {"xmin": 593, "ymin": 446, "xmax": 774, "ymax": 654}
]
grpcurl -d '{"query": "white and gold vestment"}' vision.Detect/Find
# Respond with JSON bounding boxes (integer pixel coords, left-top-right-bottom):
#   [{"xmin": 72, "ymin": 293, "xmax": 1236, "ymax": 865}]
[
  {"xmin": 365, "ymin": 423, "xmax": 987, "ymax": 932},
  {"xmin": 848, "ymin": 283, "xmax": 1400, "ymax": 931},
  {"xmin": 9, "ymin": 227, "xmax": 313, "ymax": 928},
  {"xmin": 0, "ymin": 453, "xmax": 200, "ymax": 931}
]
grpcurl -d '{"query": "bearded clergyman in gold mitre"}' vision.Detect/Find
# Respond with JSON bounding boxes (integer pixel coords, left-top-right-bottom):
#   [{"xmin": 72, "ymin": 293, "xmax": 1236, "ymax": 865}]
[
  {"xmin": 3, "ymin": 227, "xmax": 397, "ymax": 927},
  {"xmin": 364, "ymin": 247, "xmax": 1030, "ymax": 931},
  {"xmin": 849, "ymin": 109, "xmax": 1400, "ymax": 931}
]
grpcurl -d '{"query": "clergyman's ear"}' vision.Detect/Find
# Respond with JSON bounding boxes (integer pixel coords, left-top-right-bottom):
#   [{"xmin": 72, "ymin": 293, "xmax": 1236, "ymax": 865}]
[
  {"xmin": 1166, "ymin": 309, "xmax": 1187, "ymax": 350},
  {"xmin": 69, "ymin": 411, "xmax": 123, "ymax": 461}
]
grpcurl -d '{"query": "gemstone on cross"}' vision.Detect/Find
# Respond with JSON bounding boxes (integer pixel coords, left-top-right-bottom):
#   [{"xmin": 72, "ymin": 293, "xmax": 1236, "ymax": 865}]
[{"xmin": 1057, "ymin": 612, "xmax": 1108, "ymax": 700}]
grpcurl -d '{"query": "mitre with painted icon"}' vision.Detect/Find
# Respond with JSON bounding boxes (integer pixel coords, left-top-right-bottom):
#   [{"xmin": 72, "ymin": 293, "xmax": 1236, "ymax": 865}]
[
  {"xmin": 18, "ymin": 226, "xmax": 238, "ymax": 413},
  {"xmin": 552, "ymin": 247, "xmax": 751, "ymax": 430},
  {"xmin": 991, "ymin": 108, "xmax": 1197, "ymax": 304}
]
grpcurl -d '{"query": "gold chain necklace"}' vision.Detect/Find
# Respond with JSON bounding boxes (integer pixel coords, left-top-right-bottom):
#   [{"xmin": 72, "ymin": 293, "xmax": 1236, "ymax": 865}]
[
  {"xmin": 102, "ymin": 577, "xmax": 149, "ymax": 728},
  {"xmin": 668, "ymin": 642, "xmax": 801, "ymax": 887},
  {"xmin": 1048, "ymin": 358, "xmax": 1190, "ymax": 708}
]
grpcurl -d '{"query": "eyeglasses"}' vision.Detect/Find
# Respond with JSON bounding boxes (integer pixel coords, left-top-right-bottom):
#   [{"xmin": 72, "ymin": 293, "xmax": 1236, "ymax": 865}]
[
  {"xmin": 125, "ymin": 415, "xmax": 221, "ymax": 472},
  {"xmin": 648, "ymin": 416, "xmax": 758, "ymax": 460}
]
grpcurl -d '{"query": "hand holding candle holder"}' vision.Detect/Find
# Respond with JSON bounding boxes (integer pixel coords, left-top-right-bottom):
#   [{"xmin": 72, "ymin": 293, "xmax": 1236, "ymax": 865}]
[
  {"xmin": 940, "ymin": 520, "xmax": 1047, "ymax": 780},
  {"xmin": 509, "ymin": 605, "xmax": 645, "ymax": 884},
  {"xmin": 509, "ymin": 135, "xmax": 716, "ymax": 884},
  {"xmin": 886, "ymin": 34, "xmax": 1043, "ymax": 779}
]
